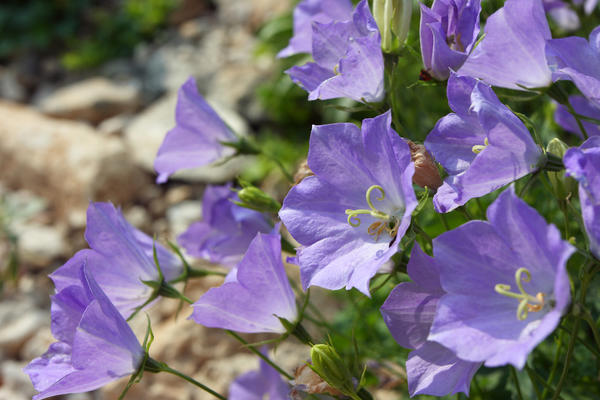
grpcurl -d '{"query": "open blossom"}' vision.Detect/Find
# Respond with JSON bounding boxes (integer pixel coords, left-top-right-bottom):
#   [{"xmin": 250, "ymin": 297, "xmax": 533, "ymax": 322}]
[
  {"xmin": 178, "ymin": 184, "xmax": 274, "ymax": 267},
  {"xmin": 381, "ymin": 245, "xmax": 480, "ymax": 397},
  {"xmin": 564, "ymin": 137, "xmax": 600, "ymax": 259},
  {"xmin": 420, "ymin": 0, "xmax": 481, "ymax": 81},
  {"xmin": 544, "ymin": 0, "xmax": 580, "ymax": 32},
  {"xmin": 458, "ymin": 0, "xmax": 552, "ymax": 90},
  {"xmin": 546, "ymin": 26, "xmax": 600, "ymax": 107},
  {"xmin": 428, "ymin": 188, "xmax": 574, "ymax": 368},
  {"xmin": 191, "ymin": 233, "xmax": 297, "ymax": 333},
  {"xmin": 51, "ymin": 202, "xmax": 183, "ymax": 319},
  {"xmin": 425, "ymin": 74, "xmax": 544, "ymax": 213},
  {"xmin": 286, "ymin": 0, "xmax": 385, "ymax": 103},
  {"xmin": 278, "ymin": 0, "xmax": 353, "ymax": 58},
  {"xmin": 279, "ymin": 111, "xmax": 417, "ymax": 296},
  {"xmin": 229, "ymin": 350, "xmax": 290, "ymax": 400},
  {"xmin": 154, "ymin": 76, "xmax": 237, "ymax": 183},
  {"xmin": 24, "ymin": 263, "xmax": 144, "ymax": 400},
  {"xmin": 554, "ymin": 95, "xmax": 600, "ymax": 138}
]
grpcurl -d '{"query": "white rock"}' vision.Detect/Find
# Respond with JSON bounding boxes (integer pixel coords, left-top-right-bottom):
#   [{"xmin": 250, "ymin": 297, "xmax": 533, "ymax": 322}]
[
  {"xmin": 14, "ymin": 223, "xmax": 67, "ymax": 266},
  {"xmin": 166, "ymin": 200, "xmax": 202, "ymax": 236},
  {"xmin": 0, "ymin": 299, "xmax": 49, "ymax": 357}
]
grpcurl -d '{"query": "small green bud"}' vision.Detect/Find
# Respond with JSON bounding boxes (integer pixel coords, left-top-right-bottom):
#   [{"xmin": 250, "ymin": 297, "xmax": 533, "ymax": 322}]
[
  {"xmin": 546, "ymin": 139, "xmax": 576, "ymax": 199},
  {"xmin": 310, "ymin": 344, "xmax": 357, "ymax": 398},
  {"xmin": 373, "ymin": 0, "xmax": 412, "ymax": 53},
  {"xmin": 234, "ymin": 182, "xmax": 281, "ymax": 213}
]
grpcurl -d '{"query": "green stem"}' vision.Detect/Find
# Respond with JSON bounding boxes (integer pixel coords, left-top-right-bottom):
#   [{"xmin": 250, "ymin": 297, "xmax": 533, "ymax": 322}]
[
  {"xmin": 412, "ymin": 223, "xmax": 433, "ymax": 247},
  {"xmin": 458, "ymin": 206, "xmax": 474, "ymax": 221},
  {"xmin": 160, "ymin": 363, "xmax": 226, "ymax": 400},
  {"xmin": 439, "ymin": 213, "xmax": 450, "ymax": 230},
  {"xmin": 226, "ymin": 330, "xmax": 294, "ymax": 380},
  {"xmin": 543, "ymin": 328, "xmax": 565, "ymax": 399},
  {"xmin": 580, "ymin": 309, "xmax": 600, "ymax": 352},
  {"xmin": 524, "ymin": 365, "xmax": 543, "ymax": 400},
  {"xmin": 527, "ymin": 365, "xmax": 566, "ymax": 400},
  {"xmin": 510, "ymin": 366, "xmax": 524, "ymax": 400},
  {"xmin": 566, "ymin": 100, "xmax": 589, "ymax": 140},
  {"xmin": 558, "ymin": 324, "xmax": 600, "ymax": 358}
]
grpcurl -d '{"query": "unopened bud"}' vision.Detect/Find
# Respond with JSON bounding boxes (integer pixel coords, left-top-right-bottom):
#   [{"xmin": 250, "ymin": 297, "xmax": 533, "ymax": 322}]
[
  {"xmin": 234, "ymin": 182, "xmax": 281, "ymax": 213},
  {"xmin": 546, "ymin": 139, "xmax": 576, "ymax": 199},
  {"xmin": 407, "ymin": 140, "xmax": 442, "ymax": 190},
  {"xmin": 294, "ymin": 159, "xmax": 314, "ymax": 185},
  {"xmin": 293, "ymin": 364, "xmax": 343, "ymax": 396},
  {"xmin": 310, "ymin": 344, "xmax": 357, "ymax": 397},
  {"xmin": 373, "ymin": 0, "xmax": 412, "ymax": 53}
]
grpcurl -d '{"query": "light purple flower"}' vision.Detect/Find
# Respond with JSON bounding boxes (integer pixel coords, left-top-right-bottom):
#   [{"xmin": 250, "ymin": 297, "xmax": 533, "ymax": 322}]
[
  {"xmin": 279, "ymin": 111, "xmax": 417, "ymax": 296},
  {"xmin": 420, "ymin": 0, "xmax": 481, "ymax": 81},
  {"xmin": 154, "ymin": 77, "xmax": 237, "ymax": 184},
  {"xmin": 381, "ymin": 245, "xmax": 481, "ymax": 397},
  {"xmin": 427, "ymin": 187, "xmax": 574, "ymax": 368},
  {"xmin": 546, "ymin": 26, "xmax": 600, "ymax": 107},
  {"xmin": 178, "ymin": 184, "xmax": 274, "ymax": 267},
  {"xmin": 555, "ymin": 95, "xmax": 600, "ymax": 138},
  {"xmin": 458, "ymin": 0, "xmax": 552, "ymax": 90},
  {"xmin": 564, "ymin": 137, "xmax": 600, "ymax": 259},
  {"xmin": 51, "ymin": 202, "xmax": 183, "ymax": 319},
  {"xmin": 425, "ymin": 74, "xmax": 544, "ymax": 213},
  {"xmin": 278, "ymin": 0, "xmax": 353, "ymax": 58},
  {"xmin": 24, "ymin": 262, "xmax": 144, "ymax": 400},
  {"xmin": 544, "ymin": 0, "xmax": 580, "ymax": 32},
  {"xmin": 229, "ymin": 351, "xmax": 289, "ymax": 400},
  {"xmin": 286, "ymin": 0, "xmax": 385, "ymax": 103},
  {"xmin": 191, "ymin": 233, "xmax": 297, "ymax": 333}
]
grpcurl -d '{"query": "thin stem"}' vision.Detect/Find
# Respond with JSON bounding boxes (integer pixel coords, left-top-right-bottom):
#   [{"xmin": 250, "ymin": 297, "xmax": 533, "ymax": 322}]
[
  {"xmin": 510, "ymin": 366, "xmax": 524, "ymax": 400},
  {"xmin": 527, "ymin": 365, "xmax": 566, "ymax": 400},
  {"xmin": 524, "ymin": 365, "xmax": 543, "ymax": 400},
  {"xmin": 581, "ymin": 309, "xmax": 600, "ymax": 352},
  {"xmin": 264, "ymin": 152, "xmax": 294, "ymax": 183},
  {"xmin": 412, "ymin": 223, "xmax": 432, "ymax": 246},
  {"xmin": 558, "ymin": 324, "xmax": 600, "ymax": 358},
  {"xmin": 519, "ymin": 170, "xmax": 540, "ymax": 197},
  {"xmin": 566, "ymin": 100, "xmax": 589, "ymax": 140},
  {"xmin": 458, "ymin": 206, "xmax": 474, "ymax": 221},
  {"xmin": 439, "ymin": 213, "xmax": 450, "ymax": 230},
  {"xmin": 543, "ymin": 328, "xmax": 565, "ymax": 399},
  {"xmin": 226, "ymin": 330, "xmax": 294, "ymax": 380},
  {"xmin": 162, "ymin": 365, "xmax": 226, "ymax": 400}
]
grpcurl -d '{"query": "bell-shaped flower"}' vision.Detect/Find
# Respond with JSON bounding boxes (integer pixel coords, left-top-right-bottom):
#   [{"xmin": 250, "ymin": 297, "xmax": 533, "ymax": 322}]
[
  {"xmin": 286, "ymin": 0, "xmax": 385, "ymax": 103},
  {"xmin": 191, "ymin": 233, "xmax": 298, "ymax": 333},
  {"xmin": 564, "ymin": 137, "xmax": 600, "ymax": 259},
  {"xmin": 278, "ymin": 0, "xmax": 353, "ymax": 58},
  {"xmin": 51, "ymin": 202, "xmax": 183, "ymax": 319},
  {"xmin": 544, "ymin": 0, "xmax": 581, "ymax": 32},
  {"xmin": 279, "ymin": 111, "xmax": 417, "ymax": 296},
  {"xmin": 381, "ymin": 244, "xmax": 481, "ymax": 397},
  {"xmin": 178, "ymin": 184, "xmax": 275, "ymax": 267},
  {"xmin": 24, "ymin": 262, "xmax": 144, "ymax": 400},
  {"xmin": 425, "ymin": 74, "xmax": 544, "ymax": 213},
  {"xmin": 427, "ymin": 187, "xmax": 574, "ymax": 368},
  {"xmin": 554, "ymin": 95, "xmax": 600, "ymax": 138},
  {"xmin": 546, "ymin": 26, "xmax": 600, "ymax": 107},
  {"xmin": 420, "ymin": 0, "xmax": 482, "ymax": 81},
  {"xmin": 154, "ymin": 76, "xmax": 238, "ymax": 183},
  {"xmin": 229, "ymin": 350, "xmax": 290, "ymax": 399},
  {"xmin": 458, "ymin": 0, "xmax": 552, "ymax": 90}
]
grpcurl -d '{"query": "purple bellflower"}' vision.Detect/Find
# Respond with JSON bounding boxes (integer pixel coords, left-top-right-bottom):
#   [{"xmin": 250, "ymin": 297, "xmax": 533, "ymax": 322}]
[
  {"xmin": 458, "ymin": 0, "xmax": 552, "ymax": 90},
  {"xmin": 425, "ymin": 74, "xmax": 544, "ymax": 213},
  {"xmin": 279, "ymin": 111, "xmax": 417, "ymax": 296},
  {"xmin": 51, "ymin": 202, "xmax": 183, "ymax": 319},
  {"xmin": 25, "ymin": 263, "xmax": 144, "ymax": 400},
  {"xmin": 381, "ymin": 245, "xmax": 481, "ymax": 397},
  {"xmin": 427, "ymin": 187, "xmax": 574, "ymax": 368},
  {"xmin": 154, "ymin": 77, "xmax": 237, "ymax": 184},
  {"xmin": 278, "ymin": 0, "xmax": 353, "ymax": 58},
  {"xmin": 546, "ymin": 26, "xmax": 600, "ymax": 107},
  {"xmin": 191, "ymin": 233, "xmax": 298, "ymax": 333},
  {"xmin": 229, "ymin": 351, "xmax": 290, "ymax": 399},
  {"xmin": 544, "ymin": 0, "xmax": 580, "ymax": 32},
  {"xmin": 555, "ymin": 95, "xmax": 600, "ymax": 138},
  {"xmin": 420, "ymin": 0, "xmax": 482, "ymax": 81},
  {"xmin": 286, "ymin": 0, "xmax": 385, "ymax": 103},
  {"xmin": 564, "ymin": 137, "xmax": 600, "ymax": 259},
  {"xmin": 178, "ymin": 184, "xmax": 274, "ymax": 267}
]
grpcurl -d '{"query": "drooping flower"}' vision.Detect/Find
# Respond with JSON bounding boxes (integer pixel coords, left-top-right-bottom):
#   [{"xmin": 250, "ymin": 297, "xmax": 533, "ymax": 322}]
[
  {"xmin": 178, "ymin": 184, "xmax": 274, "ymax": 267},
  {"xmin": 458, "ymin": 0, "xmax": 552, "ymax": 90},
  {"xmin": 381, "ymin": 245, "xmax": 481, "ymax": 397},
  {"xmin": 279, "ymin": 111, "xmax": 417, "ymax": 295},
  {"xmin": 286, "ymin": 0, "xmax": 385, "ymax": 103},
  {"xmin": 420, "ymin": 0, "xmax": 482, "ymax": 81},
  {"xmin": 425, "ymin": 74, "xmax": 544, "ymax": 213},
  {"xmin": 24, "ymin": 262, "xmax": 144, "ymax": 400},
  {"xmin": 229, "ymin": 350, "xmax": 290, "ymax": 400},
  {"xmin": 51, "ymin": 202, "xmax": 183, "ymax": 319},
  {"xmin": 564, "ymin": 137, "xmax": 600, "ymax": 259},
  {"xmin": 554, "ymin": 95, "xmax": 600, "ymax": 138},
  {"xmin": 191, "ymin": 233, "xmax": 297, "ymax": 333},
  {"xmin": 154, "ymin": 77, "xmax": 237, "ymax": 184},
  {"xmin": 278, "ymin": 0, "xmax": 353, "ymax": 58},
  {"xmin": 546, "ymin": 26, "xmax": 600, "ymax": 107},
  {"xmin": 427, "ymin": 187, "xmax": 574, "ymax": 368}
]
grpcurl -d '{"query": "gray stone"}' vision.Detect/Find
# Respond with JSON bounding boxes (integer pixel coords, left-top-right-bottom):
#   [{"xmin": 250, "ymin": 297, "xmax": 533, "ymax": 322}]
[
  {"xmin": 0, "ymin": 361, "xmax": 33, "ymax": 400},
  {"xmin": 14, "ymin": 223, "xmax": 67, "ymax": 266},
  {"xmin": 0, "ymin": 299, "xmax": 49, "ymax": 357},
  {"xmin": 0, "ymin": 66, "xmax": 26, "ymax": 102},
  {"xmin": 166, "ymin": 200, "xmax": 202, "ymax": 237}
]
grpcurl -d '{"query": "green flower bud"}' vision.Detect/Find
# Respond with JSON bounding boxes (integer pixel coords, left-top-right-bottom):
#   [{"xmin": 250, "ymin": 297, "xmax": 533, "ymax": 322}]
[
  {"xmin": 309, "ymin": 344, "xmax": 357, "ymax": 398},
  {"xmin": 234, "ymin": 182, "xmax": 281, "ymax": 213},
  {"xmin": 373, "ymin": 0, "xmax": 412, "ymax": 53},
  {"xmin": 546, "ymin": 139, "xmax": 576, "ymax": 200}
]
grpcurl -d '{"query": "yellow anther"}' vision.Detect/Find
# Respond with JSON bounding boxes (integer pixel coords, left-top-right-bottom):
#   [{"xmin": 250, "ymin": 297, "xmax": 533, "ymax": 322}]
[
  {"xmin": 472, "ymin": 137, "xmax": 489, "ymax": 154},
  {"xmin": 345, "ymin": 185, "xmax": 400, "ymax": 242},
  {"xmin": 494, "ymin": 267, "xmax": 546, "ymax": 320}
]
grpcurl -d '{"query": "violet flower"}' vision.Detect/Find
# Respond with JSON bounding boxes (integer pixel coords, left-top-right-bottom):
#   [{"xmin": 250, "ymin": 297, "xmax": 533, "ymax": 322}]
[
  {"xmin": 278, "ymin": 0, "xmax": 353, "ymax": 58},
  {"xmin": 279, "ymin": 111, "xmax": 417, "ymax": 296},
  {"xmin": 546, "ymin": 26, "xmax": 600, "ymax": 107},
  {"xmin": 178, "ymin": 184, "xmax": 274, "ymax": 267},
  {"xmin": 427, "ymin": 187, "xmax": 574, "ymax": 368},
  {"xmin": 420, "ymin": 0, "xmax": 482, "ymax": 81},
  {"xmin": 425, "ymin": 74, "xmax": 544, "ymax": 213},
  {"xmin": 51, "ymin": 202, "xmax": 183, "ymax": 319},
  {"xmin": 24, "ymin": 262, "xmax": 144, "ymax": 400},
  {"xmin": 191, "ymin": 233, "xmax": 297, "ymax": 333},
  {"xmin": 564, "ymin": 137, "xmax": 600, "ymax": 259},
  {"xmin": 154, "ymin": 76, "xmax": 237, "ymax": 184},
  {"xmin": 286, "ymin": 0, "xmax": 385, "ymax": 103},
  {"xmin": 381, "ymin": 245, "xmax": 481, "ymax": 397},
  {"xmin": 555, "ymin": 95, "xmax": 600, "ymax": 138},
  {"xmin": 458, "ymin": 0, "xmax": 552, "ymax": 90},
  {"xmin": 229, "ymin": 352, "xmax": 289, "ymax": 399},
  {"xmin": 544, "ymin": 0, "xmax": 580, "ymax": 32}
]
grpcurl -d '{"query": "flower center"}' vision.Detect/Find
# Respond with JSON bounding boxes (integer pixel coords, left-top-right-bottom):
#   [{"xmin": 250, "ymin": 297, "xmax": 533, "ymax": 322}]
[
  {"xmin": 494, "ymin": 267, "xmax": 546, "ymax": 321},
  {"xmin": 345, "ymin": 185, "xmax": 400, "ymax": 241},
  {"xmin": 472, "ymin": 137, "xmax": 489, "ymax": 154}
]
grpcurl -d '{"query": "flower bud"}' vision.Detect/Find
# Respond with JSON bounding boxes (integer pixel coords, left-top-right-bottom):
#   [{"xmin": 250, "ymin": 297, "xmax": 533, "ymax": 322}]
[
  {"xmin": 407, "ymin": 140, "xmax": 442, "ymax": 190},
  {"xmin": 234, "ymin": 182, "xmax": 281, "ymax": 213},
  {"xmin": 373, "ymin": 0, "xmax": 412, "ymax": 53},
  {"xmin": 546, "ymin": 138, "xmax": 576, "ymax": 199},
  {"xmin": 309, "ymin": 344, "xmax": 357, "ymax": 397}
]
